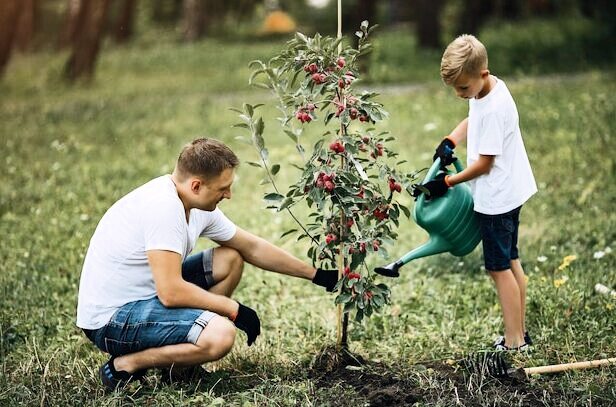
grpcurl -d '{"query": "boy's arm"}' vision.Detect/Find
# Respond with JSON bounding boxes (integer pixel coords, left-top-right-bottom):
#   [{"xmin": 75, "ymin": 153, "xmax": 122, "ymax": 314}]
[
  {"xmin": 433, "ymin": 118, "xmax": 468, "ymax": 164},
  {"xmin": 448, "ymin": 117, "xmax": 468, "ymax": 145},
  {"xmin": 446, "ymin": 154, "xmax": 494, "ymax": 186}
]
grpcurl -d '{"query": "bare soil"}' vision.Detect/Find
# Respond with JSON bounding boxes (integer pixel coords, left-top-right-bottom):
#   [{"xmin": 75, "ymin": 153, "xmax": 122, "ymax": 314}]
[{"xmin": 308, "ymin": 346, "xmax": 576, "ymax": 406}]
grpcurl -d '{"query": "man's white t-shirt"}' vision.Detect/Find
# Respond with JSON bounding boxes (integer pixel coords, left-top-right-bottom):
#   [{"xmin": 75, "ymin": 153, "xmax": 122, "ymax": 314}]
[
  {"xmin": 76, "ymin": 175, "xmax": 237, "ymax": 329},
  {"xmin": 467, "ymin": 76, "xmax": 537, "ymax": 215}
]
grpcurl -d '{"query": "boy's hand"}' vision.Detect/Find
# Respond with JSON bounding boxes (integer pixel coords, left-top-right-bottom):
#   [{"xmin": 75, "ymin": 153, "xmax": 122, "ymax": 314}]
[
  {"xmin": 312, "ymin": 268, "xmax": 339, "ymax": 292},
  {"xmin": 433, "ymin": 137, "xmax": 456, "ymax": 166},
  {"xmin": 412, "ymin": 173, "xmax": 451, "ymax": 200},
  {"xmin": 232, "ymin": 302, "xmax": 261, "ymax": 346}
]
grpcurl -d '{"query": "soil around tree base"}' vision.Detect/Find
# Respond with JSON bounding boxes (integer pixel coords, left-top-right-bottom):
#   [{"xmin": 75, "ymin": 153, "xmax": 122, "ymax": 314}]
[{"xmin": 308, "ymin": 346, "xmax": 583, "ymax": 407}]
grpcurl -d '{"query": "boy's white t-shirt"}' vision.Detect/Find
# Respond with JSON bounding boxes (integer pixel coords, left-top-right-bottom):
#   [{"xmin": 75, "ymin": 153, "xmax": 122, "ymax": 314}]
[
  {"xmin": 466, "ymin": 76, "xmax": 537, "ymax": 215},
  {"xmin": 76, "ymin": 175, "xmax": 237, "ymax": 329}
]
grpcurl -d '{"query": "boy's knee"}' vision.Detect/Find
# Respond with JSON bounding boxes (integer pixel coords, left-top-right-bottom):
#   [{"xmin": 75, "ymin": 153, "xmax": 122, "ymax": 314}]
[{"xmin": 195, "ymin": 316, "xmax": 236, "ymax": 361}]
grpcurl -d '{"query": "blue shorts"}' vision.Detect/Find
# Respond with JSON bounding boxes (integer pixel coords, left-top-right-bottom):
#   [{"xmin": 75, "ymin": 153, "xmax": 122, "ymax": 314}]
[
  {"xmin": 83, "ymin": 249, "xmax": 219, "ymax": 356},
  {"xmin": 475, "ymin": 206, "xmax": 522, "ymax": 272}
]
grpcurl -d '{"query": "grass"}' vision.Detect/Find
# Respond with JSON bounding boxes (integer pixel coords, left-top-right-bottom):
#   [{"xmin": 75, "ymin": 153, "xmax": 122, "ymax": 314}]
[{"xmin": 1, "ymin": 29, "xmax": 615, "ymax": 405}]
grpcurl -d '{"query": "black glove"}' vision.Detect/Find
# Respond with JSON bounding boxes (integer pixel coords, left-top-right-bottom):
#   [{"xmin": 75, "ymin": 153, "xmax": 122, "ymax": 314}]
[
  {"xmin": 433, "ymin": 138, "xmax": 456, "ymax": 167},
  {"xmin": 412, "ymin": 173, "xmax": 450, "ymax": 200},
  {"xmin": 233, "ymin": 302, "xmax": 261, "ymax": 346},
  {"xmin": 312, "ymin": 268, "xmax": 339, "ymax": 292}
]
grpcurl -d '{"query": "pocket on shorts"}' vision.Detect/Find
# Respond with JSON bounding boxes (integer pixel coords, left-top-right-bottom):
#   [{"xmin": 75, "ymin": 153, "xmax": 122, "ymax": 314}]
[
  {"xmin": 500, "ymin": 216, "xmax": 514, "ymax": 233},
  {"xmin": 104, "ymin": 337, "xmax": 141, "ymax": 356}
]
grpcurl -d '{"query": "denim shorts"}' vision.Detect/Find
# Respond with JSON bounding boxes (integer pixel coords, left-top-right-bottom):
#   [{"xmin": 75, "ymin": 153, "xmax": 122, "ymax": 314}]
[
  {"xmin": 83, "ymin": 248, "xmax": 219, "ymax": 356},
  {"xmin": 475, "ymin": 206, "xmax": 522, "ymax": 272}
]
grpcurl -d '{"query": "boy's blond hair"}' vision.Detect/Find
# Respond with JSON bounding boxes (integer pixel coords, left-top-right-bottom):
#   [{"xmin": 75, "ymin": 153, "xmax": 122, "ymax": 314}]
[{"xmin": 440, "ymin": 34, "xmax": 488, "ymax": 85}]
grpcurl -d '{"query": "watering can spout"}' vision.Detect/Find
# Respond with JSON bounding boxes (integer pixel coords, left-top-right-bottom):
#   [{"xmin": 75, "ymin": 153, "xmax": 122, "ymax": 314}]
[
  {"xmin": 374, "ymin": 157, "xmax": 481, "ymax": 278},
  {"xmin": 374, "ymin": 235, "xmax": 451, "ymax": 277}
]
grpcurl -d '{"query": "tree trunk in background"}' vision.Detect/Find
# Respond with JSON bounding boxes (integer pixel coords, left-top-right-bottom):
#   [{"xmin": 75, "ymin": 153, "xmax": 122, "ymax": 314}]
[
  {"xmin": 64, "ymin": 0, "xmax": 112, "ymax": 82},
  {"xmin": 114, "ymin": 0, "xmax": 138, "ymax": 44},
  {"xmin": 456, "ymin": 0, "xmax": 494, "ymax": 36},
  {"xmin": 415, "ymin": 0, "xmax": 444, "ymax": 49},
  {"xmin": 152, "ymin": 0, "xmax": 183, "ymax": 23},
  {"xmin": 182, "ymin": 0, "xmax": 205, "ymax": 42},
  {"xmin": 0, "ymin": 0, "xmax": 24, "ymax": 77},
  {"xmin": 14, "ymin": 0, "xmax": 35, "ymax": 52},
  {"xmin": 58, "ymin": 0, "xmax": 83, "ymax": 49}
]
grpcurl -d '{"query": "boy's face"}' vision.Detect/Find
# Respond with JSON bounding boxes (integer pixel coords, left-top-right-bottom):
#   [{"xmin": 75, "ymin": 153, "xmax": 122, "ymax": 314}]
[{"xmin": 452, "ymin": 69, "xmax": 490, "ymax": 99}]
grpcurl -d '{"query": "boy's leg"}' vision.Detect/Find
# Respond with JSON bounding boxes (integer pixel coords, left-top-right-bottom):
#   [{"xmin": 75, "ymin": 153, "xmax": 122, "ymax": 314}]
[
  {"xmin": 489, "ymin": 269, "xmax": 525, "ymax": 348},
  {"xmin": 478, "ymin": 207, "xmax": 526, "ymax": 348},
  {"xmin": 509, "ymin": 259, "xmax": 526, "ymax": 333}
]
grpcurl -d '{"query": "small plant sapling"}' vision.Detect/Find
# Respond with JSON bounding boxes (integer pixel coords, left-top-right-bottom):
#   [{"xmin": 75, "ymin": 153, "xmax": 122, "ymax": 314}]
[{"xmin": 233, "ymin": 22, "xmax": 417, "ymax": 347}]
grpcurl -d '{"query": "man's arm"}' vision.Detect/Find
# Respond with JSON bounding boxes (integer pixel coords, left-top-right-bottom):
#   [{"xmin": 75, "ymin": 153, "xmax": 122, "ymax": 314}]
[
  {"xmin": 218, "ymin": 227, "xmax": 316, "ymax": 280},
  {"xmin": 147, "ymin": 249, "xmax": 239, "ymax": 317}
]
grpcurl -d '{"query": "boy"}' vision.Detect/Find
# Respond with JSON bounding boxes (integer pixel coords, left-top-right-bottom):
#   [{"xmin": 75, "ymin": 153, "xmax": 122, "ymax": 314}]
[{"xmin": 422, "ymin": 34, "xmax": 537, "ymax": 351}]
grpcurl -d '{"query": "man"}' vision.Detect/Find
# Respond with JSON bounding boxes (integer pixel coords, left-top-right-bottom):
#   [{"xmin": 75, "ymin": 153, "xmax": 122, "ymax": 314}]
[{"xmin": 76, "ymin": 138, "xmax": 337, "ymax": 390}]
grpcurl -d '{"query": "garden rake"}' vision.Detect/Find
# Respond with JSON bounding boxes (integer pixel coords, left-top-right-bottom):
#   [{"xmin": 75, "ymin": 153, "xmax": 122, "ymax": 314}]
[{"xmin": 464, "ymin": 352, "xmax": 616, "ymax": 381}]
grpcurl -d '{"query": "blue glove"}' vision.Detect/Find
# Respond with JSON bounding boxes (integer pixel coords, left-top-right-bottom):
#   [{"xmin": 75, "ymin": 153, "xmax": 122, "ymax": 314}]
[{"xmin": 433, "ymin": 138, "xmax": 457, "ymax": 167}]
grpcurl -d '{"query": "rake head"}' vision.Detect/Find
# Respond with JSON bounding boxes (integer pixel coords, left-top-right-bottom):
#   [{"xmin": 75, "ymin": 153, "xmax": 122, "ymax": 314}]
[{"xmin": 462, "ymin": 352, "xmax": 527, "ymax": 380}]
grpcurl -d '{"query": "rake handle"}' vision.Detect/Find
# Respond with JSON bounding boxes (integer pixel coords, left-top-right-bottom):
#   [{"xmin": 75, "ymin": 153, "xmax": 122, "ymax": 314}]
[{"xmin": 523, "ymin": 357, "xmax": 616, "ymax": 375}]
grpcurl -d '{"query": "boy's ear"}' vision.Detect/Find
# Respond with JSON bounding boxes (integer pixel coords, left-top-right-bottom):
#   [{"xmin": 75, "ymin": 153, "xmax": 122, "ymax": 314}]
[{"xmin": 480, "ymin": 69, "xmax": 490, "ymax": 78}]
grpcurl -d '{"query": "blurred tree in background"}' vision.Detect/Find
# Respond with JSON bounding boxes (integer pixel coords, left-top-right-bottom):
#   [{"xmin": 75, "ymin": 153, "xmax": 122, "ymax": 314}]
[{"xmin": 0, "ymin": 0, "xmax": 613, "ymax": 81}]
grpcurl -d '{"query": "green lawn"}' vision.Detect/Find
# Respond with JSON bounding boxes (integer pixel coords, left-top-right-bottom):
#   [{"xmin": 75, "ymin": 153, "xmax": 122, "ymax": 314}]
[{"xmin": 1, "ymin": 33, "xmax": 615, "ymax": 406}]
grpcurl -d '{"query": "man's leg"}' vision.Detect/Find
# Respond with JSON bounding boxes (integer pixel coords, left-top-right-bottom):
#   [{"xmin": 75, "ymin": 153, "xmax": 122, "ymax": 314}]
[
  {"xmin": 509, "ymin": 259, "xmax": 527, "ymax": 333},
  {"xmin": 209, "ymin": 247, "xmax": 244, "ymax": 296},
  {"xmin": 182, "ymin": 247, "xmax": 244, "ymax": 297},
  {"xmin": 113, "ymin": 315, "xmax": 236, "ymax": 374},
  {"xmin": 489, "ymin": 269, "xmax": 524, "ymax": 348}
]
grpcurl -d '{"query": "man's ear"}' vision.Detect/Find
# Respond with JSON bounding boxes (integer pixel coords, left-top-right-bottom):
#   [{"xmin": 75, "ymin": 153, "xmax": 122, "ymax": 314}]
[{"xmin": 190, "ymin": 178, "xmax": 202, "ymax": 194}]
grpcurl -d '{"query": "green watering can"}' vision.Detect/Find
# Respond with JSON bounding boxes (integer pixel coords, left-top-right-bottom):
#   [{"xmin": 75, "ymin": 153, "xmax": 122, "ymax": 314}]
[{"xmin": 375, "ymin": 157, "xmax": 481, "ymax": 277}]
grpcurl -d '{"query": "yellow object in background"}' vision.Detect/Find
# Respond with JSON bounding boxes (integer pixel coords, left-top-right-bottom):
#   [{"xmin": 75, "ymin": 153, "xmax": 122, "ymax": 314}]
[{"xmin": 261, "ymin": 10, "xmax": 297, "ymax": 34}]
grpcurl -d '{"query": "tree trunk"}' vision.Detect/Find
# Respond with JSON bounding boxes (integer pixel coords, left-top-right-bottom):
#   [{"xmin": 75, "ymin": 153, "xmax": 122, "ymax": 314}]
[
  {"xmin": 113, "ymin": 0, "xmax": 138, "ymax": 44},
  {"xmin": 14, "ymin": 0, "xmax": 35, "ymax": 52},
  {"xmin": 415, "ymin": 0, "xmax": 444, "ymax": 49},
  {"xmin": 64, "ymin": 0, "xmax": 112, "ymax": 82},
  {"xmin": 152, "ymin": 0, "xmax": 183, "ymax": 23},
  {"xmin": 181, "ymin": 0, "xmax": 205, "ymax": 42},
  {"xmin": 58, "ymin": 0, "xmax": 83, "ymax": 49},
  {"xmin": 456, "ymin": 0, "xmax": 494, "ymax": 36},
  {"xmin": 0, "ymin": 0, "xmax": 24, "ymax": 77}
]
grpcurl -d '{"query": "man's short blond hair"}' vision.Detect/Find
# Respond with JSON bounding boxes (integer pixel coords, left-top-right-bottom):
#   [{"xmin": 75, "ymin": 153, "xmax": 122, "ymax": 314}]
[
  {"xmin": 176, "ymin": 138, "xmax": 239, "ymax": 180},
  {"xmin": 440, "ymin": 34, "xmax": 488, "ymax": 85}
]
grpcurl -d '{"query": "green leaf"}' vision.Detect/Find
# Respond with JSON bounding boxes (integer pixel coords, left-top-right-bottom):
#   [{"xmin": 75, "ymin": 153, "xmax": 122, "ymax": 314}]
[
  {"xmin": 399, "ymin": 204, "xmax": 411, "ymax": 219},
  {"xmin": 284, "ymin": 130, "xmax": 298, "ymax": 143},
  {"xmin": 246, "ymin": 161, "xmax": 262, "ymax": 168},
  {"xmin": 280, "ymin": 229, "xmax": 298, "ymax": 239},
  {"xmin": 232, "ymin": 123, "xmax": 250, "ymax": 129},
  {"xmin": 255, "ymin": 117, "xmax": 265, "ymax": 137},
  {"xmin": 271, "ymin": 164, "xmax": 280, "ymax": 175},
  {"xmin": 263, "ymin": 192, "xmax": 284, "ymax": 202},
  {"xmin": 279, "ymin": 197, "xmax": 294, "ymax": 210}
]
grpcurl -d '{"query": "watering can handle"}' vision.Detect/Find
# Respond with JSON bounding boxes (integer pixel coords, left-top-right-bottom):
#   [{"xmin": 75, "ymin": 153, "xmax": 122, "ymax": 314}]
[{"xmin": 422, "ymin": 157, "xmax": 464, "ymax": 184}]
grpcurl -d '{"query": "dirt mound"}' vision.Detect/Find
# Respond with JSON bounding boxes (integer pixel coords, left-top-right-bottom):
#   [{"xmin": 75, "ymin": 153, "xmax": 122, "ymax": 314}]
[{"xmin": 309, "ymin": 346, "xmax": 420, "ymax": 406}]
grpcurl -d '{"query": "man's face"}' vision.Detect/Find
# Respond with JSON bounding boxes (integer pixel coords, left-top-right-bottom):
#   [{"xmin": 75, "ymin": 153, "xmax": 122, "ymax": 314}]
[
  {"xmin": 194, "ymin": 168, "xmax": 234, "ymax": 211},
  {"xmin": 452, "ymin": 70, "xmax": 488, "ymax": 99}
]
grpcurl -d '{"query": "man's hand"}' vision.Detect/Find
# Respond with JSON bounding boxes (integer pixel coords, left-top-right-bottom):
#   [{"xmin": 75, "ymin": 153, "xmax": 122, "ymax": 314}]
[
  {"xmin": 232, "ymin": 303, "xmax": 261, "ymax": 346},
  {"xmin": 412, "ymin": 173, "xmax": 450, "ymax": 200},
  {"xmin": 433, "ymin": 137, "xmax": 457, "ymax": 167},
  {"xmin": 312, "ymin": 268, "xmax": 339, "ymax": 292}
]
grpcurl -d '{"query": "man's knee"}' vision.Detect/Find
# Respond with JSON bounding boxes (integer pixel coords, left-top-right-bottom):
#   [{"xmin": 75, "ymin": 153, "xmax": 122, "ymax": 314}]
[
  {"xmin": 195, "ymin": 316, "xmax": 236, "ymax": 361},
  {"xmin": 214, "ymin": 247, "xmax": 244, "ymax": 277}
]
